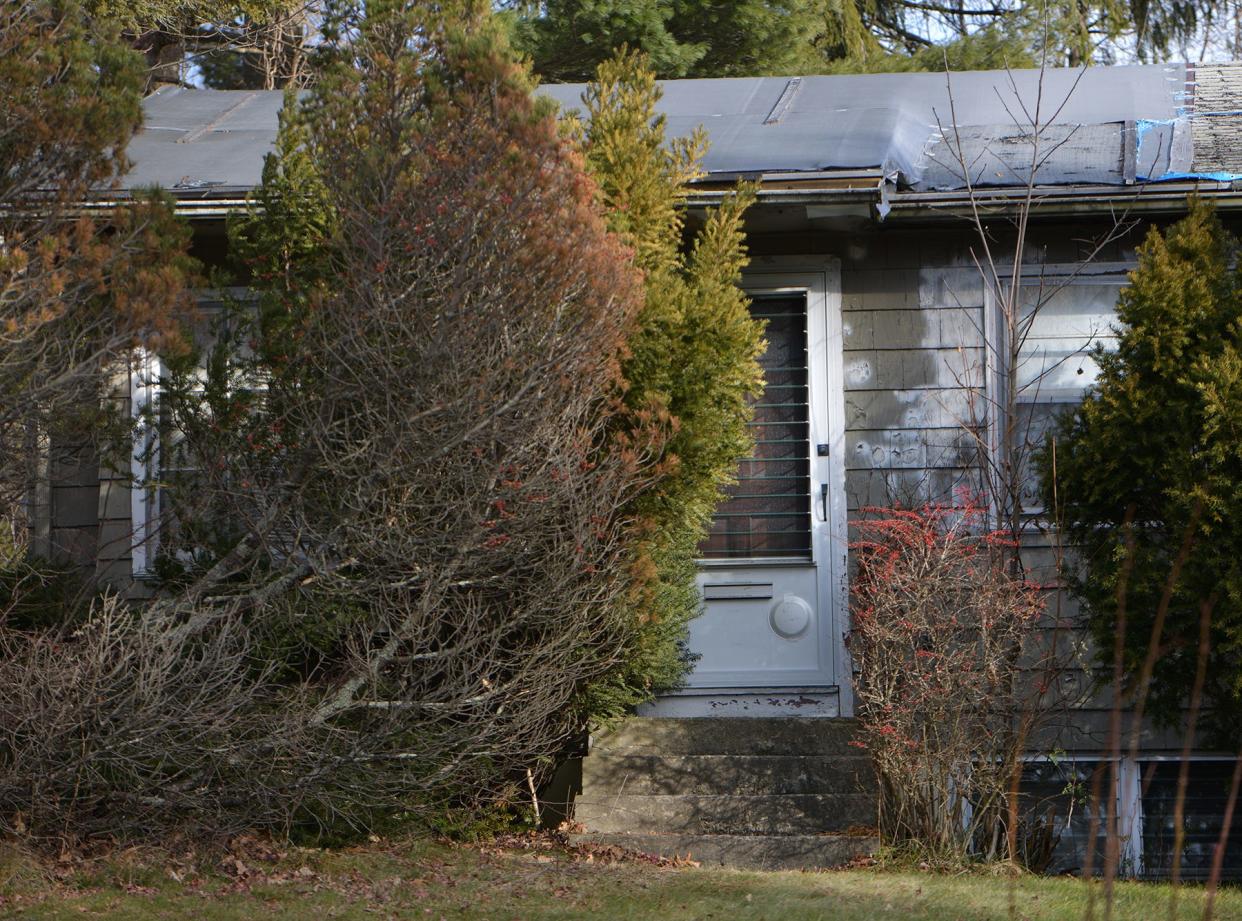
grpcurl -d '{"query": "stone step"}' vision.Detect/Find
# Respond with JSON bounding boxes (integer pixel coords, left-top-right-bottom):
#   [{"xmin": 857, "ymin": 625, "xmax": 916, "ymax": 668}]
[
  {"xmin": 569, "ymin": 832, "xmax": 877, "ymax": 871},
  {"xmin": 575, "ymin": 792, "xmax": 877, "ymax": 836},
  {"xmin": 582, "ymin": 753, "xmax": 874, "ymax": 796},
  {"xmin": 593, "ymin": 716, "xmax": 861, "ymax": 756}
]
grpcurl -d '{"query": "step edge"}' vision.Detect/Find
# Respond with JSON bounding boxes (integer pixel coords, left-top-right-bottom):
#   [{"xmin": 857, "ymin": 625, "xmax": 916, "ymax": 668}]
[
  {"xmin": 589, "ymin": 754, "xmax": 863, "ymax": 760},
  {"xmin": 568, "ymin": 839, "xmax": 879, "ymax": 844},
  {"xmin": 576, "ymin": 792, "xmax": 877, "ymax": 801}
]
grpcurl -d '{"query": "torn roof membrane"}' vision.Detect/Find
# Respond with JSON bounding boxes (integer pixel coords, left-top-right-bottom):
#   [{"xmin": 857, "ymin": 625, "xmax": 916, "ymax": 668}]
[
  {"xmin": 915, "ymin": 122, "xmax": 1129, "ymax": 191},
  {"xmin": 1135, "ymin": 63, "xmax": 1242, "ymax": 183}
]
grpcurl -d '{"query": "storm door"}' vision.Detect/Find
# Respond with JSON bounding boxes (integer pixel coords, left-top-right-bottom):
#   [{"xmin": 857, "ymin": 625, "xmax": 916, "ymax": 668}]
[{"xmin": 686, "ymin": 264, "xmax": 846, "ymax": 691}]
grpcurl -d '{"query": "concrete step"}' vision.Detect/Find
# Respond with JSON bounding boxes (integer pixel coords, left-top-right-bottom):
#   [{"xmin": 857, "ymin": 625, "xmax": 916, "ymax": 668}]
[
  {"xmin": 570, "ymin": 832, "xmax": 877, "ymax": 871},
  {"xmin": 593, "ymin": 716, "xmax": 861, "ymax": 756},
  {"xmin": 575, "ymin": 792, "xmax": 877, "ymax": 836},
  {"xmin": 582, "ymin": 753, "xmax": 874, "ymax": 796}
]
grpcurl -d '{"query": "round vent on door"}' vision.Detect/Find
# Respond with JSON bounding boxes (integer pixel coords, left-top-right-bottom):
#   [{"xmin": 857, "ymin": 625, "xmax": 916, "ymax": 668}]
[{"xmin": 769, "ymin": 594, "xmax": 812, "ymax": 639}]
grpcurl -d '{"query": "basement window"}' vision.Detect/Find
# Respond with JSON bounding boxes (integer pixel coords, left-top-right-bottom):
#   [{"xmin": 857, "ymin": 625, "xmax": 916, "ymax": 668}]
[
  {"xmin": 1140, "ymin": 759, "xmax": 1242, "ymax": 880},
  {"xmin": 1018, "ymin": 755, "xmax": 1242, "ymax": 880},
  {"xmin": 1019, "ymin": 758, "xmax": 1113, "ymax": 875},
  {"xmin": 700, "ymin": 292, "xmax": 812, "ymax": 559}
]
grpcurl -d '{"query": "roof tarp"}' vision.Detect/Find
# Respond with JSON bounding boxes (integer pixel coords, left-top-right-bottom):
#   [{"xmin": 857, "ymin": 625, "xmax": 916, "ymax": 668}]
[{"xmin": 123, "ymin": 62, "xmax": 1242, "ymax": 196}]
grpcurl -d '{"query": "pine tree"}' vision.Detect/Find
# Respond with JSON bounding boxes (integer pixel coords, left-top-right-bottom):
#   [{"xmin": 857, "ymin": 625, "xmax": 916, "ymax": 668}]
[
  {"xmin": 1045, "ymin": 201, "xmax": 1242, "ymax": 745},
  {"xmin": 86, "ymin": 0, "xmax": 316, "ymax": 89},
  {"xmin": 507, "ymin": 0, "xmax": 831, "ymax": 80},
  {"xmin": 506, "ymin": 0, "xmax": 1208, "ymax": 80}
]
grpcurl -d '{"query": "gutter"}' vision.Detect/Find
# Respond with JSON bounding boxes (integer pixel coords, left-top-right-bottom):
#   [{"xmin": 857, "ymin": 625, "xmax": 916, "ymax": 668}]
[
  {"xmin": 62, "ymin": 194, "xmax": 253, "ymax": 220},
  {"xmin": 139, "ymin": 178, "xmax": 883, "ymax": 217},
  {"xmin": 168, "ymin": 199, "xmax": 251, "ymax": 218},
  {"xmin": 686, "ymin": 184, "xmax": 880, "ymax": 208}
]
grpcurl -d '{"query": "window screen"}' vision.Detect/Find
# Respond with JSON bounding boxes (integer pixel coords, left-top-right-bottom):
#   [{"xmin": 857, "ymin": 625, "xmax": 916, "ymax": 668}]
[
  {"xmin": 700, "ymin": 293, "xmax": 812, "ymax": 559},
  {"xmin": 1141, "ymin": 761, "xmax": 1242, "ymax": 880}
]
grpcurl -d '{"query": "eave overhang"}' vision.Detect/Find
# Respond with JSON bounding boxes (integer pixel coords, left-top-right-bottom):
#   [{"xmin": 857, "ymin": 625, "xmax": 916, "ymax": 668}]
[
  {"xmin": 880, "ymin": 178, "xmax": 1242, "ymax": 221},
  {"xmin": 78, "ymin": 170, "xmax": 1242, "ymax": 223},
  {"xmin": 685, "ymin": 172, "xmax": 1242, "ymax": 222}
]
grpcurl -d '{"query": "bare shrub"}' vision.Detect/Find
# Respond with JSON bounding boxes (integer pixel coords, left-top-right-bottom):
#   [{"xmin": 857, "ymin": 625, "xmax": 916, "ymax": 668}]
[
  {"xmin": 848, "ymin": 498, "xmax": 1051, "ymax": 864},
  {"xmin": 0, "ymin": 597, "xmax": 291, "ymax": 841}
]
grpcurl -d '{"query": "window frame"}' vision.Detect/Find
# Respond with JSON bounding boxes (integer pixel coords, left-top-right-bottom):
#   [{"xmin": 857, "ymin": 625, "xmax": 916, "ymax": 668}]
[
  {"xmin": 1015, "ymin": 752, "xmax": 1242, "ymax": 879},
  {"xmin": 984, "ymin": 261, "xmax": 1134, "ymax": 521},
  {"xmin": 128, "ymin": 289, "xmax": 253, "ymax": 579},
  {"xmin": 129, "ymin": 348, "xmax": 162, "ymax": 579}
]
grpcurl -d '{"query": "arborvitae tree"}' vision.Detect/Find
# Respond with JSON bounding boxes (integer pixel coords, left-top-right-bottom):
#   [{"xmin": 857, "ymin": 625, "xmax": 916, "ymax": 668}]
[
  {"xmin": 1044, "ymin": 201, "xmax": 1242, "ymax": 745},
  {"xmin": 571, "ymin": 52, "xmax": 766, "ymax": 718}
]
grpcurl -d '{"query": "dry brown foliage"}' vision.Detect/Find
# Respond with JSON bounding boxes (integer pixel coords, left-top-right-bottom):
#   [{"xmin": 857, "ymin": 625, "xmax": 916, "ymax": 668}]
[{"xmin": 0, "ymin": 5, "xmax": 666, "ymax": 844}]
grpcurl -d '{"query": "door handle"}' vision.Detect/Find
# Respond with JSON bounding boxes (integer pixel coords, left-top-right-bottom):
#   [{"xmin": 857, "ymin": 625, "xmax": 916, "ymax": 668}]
[{"xmin": 820, "ymin": 483, "xmax": 828, "ymax": 522}]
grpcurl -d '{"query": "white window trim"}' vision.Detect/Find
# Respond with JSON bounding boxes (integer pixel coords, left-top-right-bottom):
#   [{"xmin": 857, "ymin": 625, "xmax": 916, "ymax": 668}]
[
  {"xmin": 1117, "ymin": 755, "xmax": 1144, "ymax": 875},
  {"xmin": 130, "ymin": 349, "xmax": 161, "ymax": 578},
  {"xmin": 1016, "ymin": 752, "xmax": 1241, "ymax": 878},
  {"xmin": 984, "ymin": 262, "xmax": 1134, "ymax": 522},
  {"xmin": 127, "ymin": 289, "xmax": 254, "ymax": 579}
]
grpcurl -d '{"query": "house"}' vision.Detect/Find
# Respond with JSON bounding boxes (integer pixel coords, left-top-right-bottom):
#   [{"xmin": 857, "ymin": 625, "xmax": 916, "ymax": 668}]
[{"xmin": 49, "ymin": 61, "xmax": 1242, "ymax": 874}]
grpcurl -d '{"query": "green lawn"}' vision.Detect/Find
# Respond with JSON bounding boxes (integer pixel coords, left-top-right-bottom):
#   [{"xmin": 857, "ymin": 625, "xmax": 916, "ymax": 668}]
[{"xmin": 3, "ymin": 836, "xmax": 1240, "ymax": 920}]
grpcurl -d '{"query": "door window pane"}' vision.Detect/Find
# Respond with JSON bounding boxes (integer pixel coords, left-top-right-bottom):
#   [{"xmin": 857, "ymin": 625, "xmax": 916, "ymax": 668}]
[{"xmin": 700, "ymin": 293, "xmax": 812, "ymax": 559}]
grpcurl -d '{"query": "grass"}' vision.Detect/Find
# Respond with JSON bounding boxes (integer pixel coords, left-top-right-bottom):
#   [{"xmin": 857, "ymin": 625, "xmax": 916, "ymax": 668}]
[{"xmin": 3, "ymin": 835, "xmax": 1241, "ymax": 920}]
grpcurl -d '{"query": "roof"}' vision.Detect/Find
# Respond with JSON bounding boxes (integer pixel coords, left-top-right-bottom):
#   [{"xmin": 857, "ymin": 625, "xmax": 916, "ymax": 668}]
[
  {"xmin": 126, "ymin": 88, "xmax": 286, "ymax": 195},
  {"xmin": 123, "ymin": 61, "xmax": 1242, "ymax": 211},
  {"xmin": 540, "ymin": 65, "xmax": 1187, "ymax": 187}
]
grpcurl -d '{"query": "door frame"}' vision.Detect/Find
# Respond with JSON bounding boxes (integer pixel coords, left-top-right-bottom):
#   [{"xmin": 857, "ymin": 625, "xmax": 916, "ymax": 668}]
[{"xmin": 691, "ymin": 255, "xmax": 851, "ymax": 713}]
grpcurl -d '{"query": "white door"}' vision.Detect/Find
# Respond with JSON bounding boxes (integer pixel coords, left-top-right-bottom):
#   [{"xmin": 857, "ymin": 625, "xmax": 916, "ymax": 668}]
[{"xmin": 686, "ymin": 260, "xmax": 848, "ymax": 693}]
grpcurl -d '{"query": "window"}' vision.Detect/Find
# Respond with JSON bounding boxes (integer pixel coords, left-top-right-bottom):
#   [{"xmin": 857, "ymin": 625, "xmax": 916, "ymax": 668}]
[
  {"xmin": 129, "ymin": 293, "xmax": 251, "ymax": 578},
  {"xmin": 129, "ymin": 349, "xmax": 162, "ymax": 577},
  {"xmin": 1140, "ymin": 759, "xmax": 1242, "ymax": 880},
  {"xmin": 1002, "ymin": 268, "xmax": 1130, "ymax": 515},
  {"xmin": 1019, "ymin": 759, "xmax": 1114, "ymax": 875},
  {"xmin": 1018, "ymin": 755, "xmax": 1242, "ymax": 880},
  {"xmin": 700, "ymin": 292, "xmax": 812, "ymax": 559}
]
